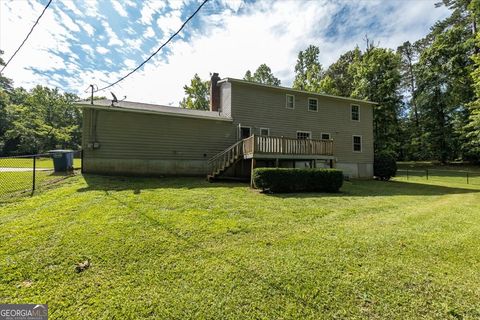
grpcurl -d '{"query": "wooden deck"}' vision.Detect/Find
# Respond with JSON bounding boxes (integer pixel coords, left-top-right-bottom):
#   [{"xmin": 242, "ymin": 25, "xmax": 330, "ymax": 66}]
[
  {"xmin": 242, "ymin": 135, "xmax": 334, "ymax": 159},
  {"xmin": 208, "ymin": 135, "xmax": 335, "ymax": 180}
]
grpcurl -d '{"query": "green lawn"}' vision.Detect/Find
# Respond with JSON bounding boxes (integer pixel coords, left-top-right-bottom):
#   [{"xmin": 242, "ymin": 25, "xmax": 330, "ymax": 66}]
[
  {"xmin": 1, "ymin": 175, "xmax": 480, "ymax": 319},
  {"xmin": 0, "ymin": 157, "xmax": 82, "ymax": 169}
]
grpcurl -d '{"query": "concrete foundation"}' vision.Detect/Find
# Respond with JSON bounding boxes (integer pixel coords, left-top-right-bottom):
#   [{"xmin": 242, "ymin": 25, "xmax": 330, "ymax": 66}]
[
  {"xmin": 83, "ymin": 158, "xmax": 208, "ymax": 176},
  {"xmin": 336, "ymin": 162, "xmax": 373, "ymax": 179}
]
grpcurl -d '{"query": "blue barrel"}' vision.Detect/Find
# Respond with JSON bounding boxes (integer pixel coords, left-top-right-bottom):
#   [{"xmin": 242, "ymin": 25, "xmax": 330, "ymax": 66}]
[{"xmin": 48, "ymin": 150, "xmax": 74, "ymax": 172}]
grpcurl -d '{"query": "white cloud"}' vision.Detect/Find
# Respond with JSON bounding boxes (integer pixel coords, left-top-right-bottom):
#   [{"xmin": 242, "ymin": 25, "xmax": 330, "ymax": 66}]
[
  {"xmin": 96, "ymin": 46, "xmax": 109, "ymax": 54},
  {"xmin": 140, "ymin": 0, "xmax": 166, "ymax": 25},
  {"xmin": 145, "ymin": 26, "xmax": 155, "ymax": 38},
  {"xmin": 111, "ymin": 0, "xmax": 128, "ymax": 17},
  {"xmin": 101, "ymin": 20, "xmax": 123, "ymax": 46},
  {"xmin": 81, "ymin": 44, "xmax": 94, "ymax": 56},
  {"xmin": 81, "ymin": 24, "xmax": 95, "ymax": 37},
  {"xmin": 124, "ymin": 59, "xmax": 136, "ymax": 68},
  {"xmin": 0, "ymin": 0, "xmax": 451, "ymax": 106}
]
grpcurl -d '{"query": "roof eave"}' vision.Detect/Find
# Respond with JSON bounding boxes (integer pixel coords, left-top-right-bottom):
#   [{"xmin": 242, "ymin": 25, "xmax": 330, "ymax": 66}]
[
  {"xmin": 76, "ymin": 102, "xmax": 233, "ymax": 122},
  {"xmin": 218, "ymin": 78, "xmax": 379, "ymax": 105}
]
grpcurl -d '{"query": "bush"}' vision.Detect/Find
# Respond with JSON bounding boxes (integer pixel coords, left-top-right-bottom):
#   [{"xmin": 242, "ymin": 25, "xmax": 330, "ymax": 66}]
[
  {"xmin": 374, "ymin": 152, "xmax": 397, "ymax": 181},
  {"xmin": 252, "ymin": 168, "xmax": 343, "ymax": 193}
]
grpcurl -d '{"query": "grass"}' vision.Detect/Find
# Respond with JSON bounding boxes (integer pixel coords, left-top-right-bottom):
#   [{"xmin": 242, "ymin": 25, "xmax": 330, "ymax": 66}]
[
  {"xmin": 1, "ymin": 175, "xmax": 480, "ymax": 319},
  {"xmin": 0, "ymin": 157, "xmax": 82, "ymax": 169}
]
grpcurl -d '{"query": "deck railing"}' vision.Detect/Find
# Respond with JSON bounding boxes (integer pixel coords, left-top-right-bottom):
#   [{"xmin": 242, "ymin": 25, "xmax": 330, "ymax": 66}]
[{"xmin": 243, "ymin": 135, "xmax": 333, "ymax": 157}]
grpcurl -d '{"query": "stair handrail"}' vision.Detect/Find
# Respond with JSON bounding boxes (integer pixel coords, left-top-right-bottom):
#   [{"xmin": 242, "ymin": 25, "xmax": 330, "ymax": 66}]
[{"xmin": 208, "ymin": 139, "xmax": 244, "ymax": 164}]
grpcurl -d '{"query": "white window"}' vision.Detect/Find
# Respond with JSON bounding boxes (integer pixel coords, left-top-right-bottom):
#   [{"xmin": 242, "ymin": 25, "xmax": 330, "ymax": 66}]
[
  {"xmin": 308, "ymin": 98, "xmax": 318, "ymax": 112},
  {"xmin": 351, "ymin": 105, "xmax": 360, "ymax": 121},
  {"xmin": 260, "ymin": 128, "xmax": 270, "ymax": 136},
  {"xmin": 321, "ymin": 133, "xmax": 331, "ymax": 140},
  {"xmin": 353, "ymin": 135, "xmax": 362, "ymax": 152},
  {"xmin": 297, "ymin": 131, "xmax": 311, "ymax": 140},
  {"xmin": 286, "ymin": 94, "xmax": 295, "ymax": 109}
]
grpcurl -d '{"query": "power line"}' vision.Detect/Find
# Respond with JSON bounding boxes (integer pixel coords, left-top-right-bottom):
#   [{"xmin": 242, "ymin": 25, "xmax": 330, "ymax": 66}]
[
  {"xmin": 1, "ymin": 0, "xmax": 53, "ymax": 73},
  {"xmin": 95, "ymin": 0, "xmax": 209, "ymax": 92}
]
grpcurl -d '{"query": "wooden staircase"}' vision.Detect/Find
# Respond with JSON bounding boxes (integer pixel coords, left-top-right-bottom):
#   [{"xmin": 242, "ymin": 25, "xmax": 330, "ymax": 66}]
[{"xmin": 207, "ymin": 139, "xmax": 244, "ymax": 181}]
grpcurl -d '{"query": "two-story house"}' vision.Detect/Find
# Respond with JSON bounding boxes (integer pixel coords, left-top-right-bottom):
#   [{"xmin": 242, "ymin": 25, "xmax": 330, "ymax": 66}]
[{"xmin": 79, "ymin": 73, "xmax": 376, "ymax": 179}]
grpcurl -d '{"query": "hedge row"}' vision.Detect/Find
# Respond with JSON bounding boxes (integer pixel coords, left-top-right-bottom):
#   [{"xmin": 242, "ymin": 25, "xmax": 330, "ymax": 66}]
[{"xmin": 252, "ymin": 168, "xmax": 343, "ymax": 193}]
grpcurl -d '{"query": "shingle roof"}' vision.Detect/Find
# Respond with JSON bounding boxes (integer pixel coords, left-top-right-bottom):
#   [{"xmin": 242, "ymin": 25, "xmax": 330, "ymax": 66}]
[{"xmin": 75, "ymin": 99, "xmax": 232, "ymax": 121}]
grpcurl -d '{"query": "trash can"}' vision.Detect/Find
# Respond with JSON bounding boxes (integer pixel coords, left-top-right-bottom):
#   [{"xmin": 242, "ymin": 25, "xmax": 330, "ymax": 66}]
[{"xmin": 48, "ymin": 150, "xmax": 74, "ymax": 172}]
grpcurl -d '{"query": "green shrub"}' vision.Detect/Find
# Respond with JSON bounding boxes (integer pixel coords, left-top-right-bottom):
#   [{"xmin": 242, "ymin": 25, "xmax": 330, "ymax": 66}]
[
  {"xmin": 252, "ymin": 168, "xmax": 343, "ymax": 193},
  {"xmin": 374, "ymin": 152, "xmax": 397, "ymax": 181}
]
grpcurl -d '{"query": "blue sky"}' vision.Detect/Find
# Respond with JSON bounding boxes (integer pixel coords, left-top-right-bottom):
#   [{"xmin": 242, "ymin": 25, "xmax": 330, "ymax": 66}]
[{"xmin": 0, "ymin": 0, "xmax": 450, "ymax": 105}]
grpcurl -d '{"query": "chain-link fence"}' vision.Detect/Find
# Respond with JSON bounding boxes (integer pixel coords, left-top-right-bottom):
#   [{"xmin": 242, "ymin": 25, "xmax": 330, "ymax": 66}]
[
  {"xmin": 396, "ymin": 168, "xmax": 480, "ymax": 185},
  {"xmin": 0, "ymin": 151, "xmax": 82, "ymax": 199}
]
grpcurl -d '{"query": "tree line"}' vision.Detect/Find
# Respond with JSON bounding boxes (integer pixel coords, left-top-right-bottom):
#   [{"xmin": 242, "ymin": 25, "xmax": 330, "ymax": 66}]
[
  {"xmin": 0, "ymin": 52, "xmax": 82, "ymax": 156},
  {"xmin": 181, "ymin": 0, "xmax": 480, "ymax": 163}
]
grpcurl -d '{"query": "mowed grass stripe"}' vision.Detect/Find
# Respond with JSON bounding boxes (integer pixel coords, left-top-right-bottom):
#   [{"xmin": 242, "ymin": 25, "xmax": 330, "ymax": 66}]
[{"xmin": 0, "ymin": 175, "xmax": 479, "ymax": 319}]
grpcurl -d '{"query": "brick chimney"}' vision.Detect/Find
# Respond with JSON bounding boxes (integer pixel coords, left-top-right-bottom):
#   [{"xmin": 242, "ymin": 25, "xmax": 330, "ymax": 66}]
[{"xmin": 209, "ymin": 73, "xmax": 220, "ymax": 112}]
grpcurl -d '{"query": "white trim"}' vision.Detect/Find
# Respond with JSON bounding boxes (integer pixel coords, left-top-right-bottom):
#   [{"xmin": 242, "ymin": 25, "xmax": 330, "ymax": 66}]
[
  {"xmin": 352, "ymin": 135, "xmax": 362, "ymax": 152},
  {"xmin": 285, "ymin": 94, "xmax": 295, "ymax": 109},
  {"xmin": 321, "ymin": 132, "xmax": 331, "ymax": 140},
  {"xmin": 308, "ymin": 98, "xmax": 318, "ymax": 112},
  {"xmin": 351, "ymin": 104, "xmax": 360, "ymax": 122},
  {"xmin": 259, "ymin": 127, "xmax": 270, "ymax": 136},
  {"xmin": 296, "ymin": 130, "xmax": 312, "ymax": 140},
  {"xmin": 218, "ymin": 78, "xmax": 378, "ymax": 105}
]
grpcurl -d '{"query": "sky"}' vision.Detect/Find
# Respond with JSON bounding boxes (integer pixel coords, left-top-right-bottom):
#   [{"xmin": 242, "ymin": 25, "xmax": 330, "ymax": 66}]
[{"xmin": 0, "ymin": 0, "xmax": 451, "ymax": 106}]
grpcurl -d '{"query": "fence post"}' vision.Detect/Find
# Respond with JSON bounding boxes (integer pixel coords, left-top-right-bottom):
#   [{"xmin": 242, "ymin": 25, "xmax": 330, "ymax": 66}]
[
  {"xmin": 426, "ymin": 169, "xmax": 429, "ymax": 180},
  {"xmin": 32, "ymin": 156, "xmax": 36, "ymax": 195}
]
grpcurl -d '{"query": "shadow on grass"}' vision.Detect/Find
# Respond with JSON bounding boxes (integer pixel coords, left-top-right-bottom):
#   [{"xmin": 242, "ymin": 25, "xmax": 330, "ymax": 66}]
[
  {"xmin": 78, "ymin": 174, "xmax": 248, "ymax": 193},
  {"xmin": 78, "ymin": 174, "xmax": 480, "ymax": 197},
  {"xmin": 264, "ymin": 180, "xmax": 480, "ymax": 199}
]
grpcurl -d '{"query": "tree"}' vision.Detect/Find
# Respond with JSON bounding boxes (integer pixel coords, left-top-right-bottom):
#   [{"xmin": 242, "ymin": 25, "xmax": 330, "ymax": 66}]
[
  {"xmin": 319, "ymin": 47, "xmax": 361, "ymax": 97},
  {"xmin": 293, "ymin": 45, "xmax": 324, "ymax": 92},
  {"xmin": 0, "ymin": 50, "xmax": 14, "ymax": 154},
  {"xmin": 414, "ymin": 0, "xmax": 477, "ymax": 162},
  {"xmin": 243, "ymin": 64, "xmax": 281, "ymax": 86},
  {"xmin": 352, "ymin": 47, "xmax": 403, "ymax": 155},
  {"xmin": 463, "ymin": 32, "xmax": 480, "ymax": 162},
  {"xmin": 179, "ymin": 73, "xmax": 209, "ymax": 111},
  {"xmin": 4, "ymin": 86, "xmax": 81, "ymax": 154}
]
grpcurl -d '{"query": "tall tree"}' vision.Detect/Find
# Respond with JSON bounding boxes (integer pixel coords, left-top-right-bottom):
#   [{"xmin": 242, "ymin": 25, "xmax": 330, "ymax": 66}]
[
  {"xmin": 243, "ymin": 64, "xmax": 281, "ymax": 86},
  {"xmin": 463, "ymin": 31, "xmax": 480, "ymax": 161},
  {"xmin": 414, "ymin": 0, "xmax": 477, "ymax": 162},
  {"xmin": 179, "ymin": 73, "xmax": 209, "ymax": 111},
  {"xmin": 352, "ymin": 47, "xmax": 403, "ymax": 155},
  {"xmin": 293, "ymin": 45, "xmax": 324, "ymax": 92},
  {"xmin": 319, "ymin": 47, "xmax": 361, "ymax": 97}
]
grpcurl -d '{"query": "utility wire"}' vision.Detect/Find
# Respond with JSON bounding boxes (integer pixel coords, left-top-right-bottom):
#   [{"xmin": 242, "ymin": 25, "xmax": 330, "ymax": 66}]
[
  {"xmin": 1, "ymin": 0, "xmax": 53, "ymax": 73},
  {"xmin": 95, "ymin": 0, "xmax": 209, "ymax": 92}
]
